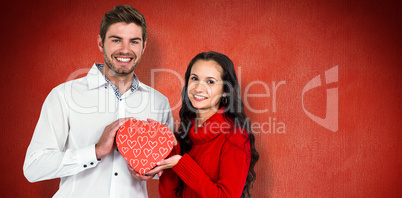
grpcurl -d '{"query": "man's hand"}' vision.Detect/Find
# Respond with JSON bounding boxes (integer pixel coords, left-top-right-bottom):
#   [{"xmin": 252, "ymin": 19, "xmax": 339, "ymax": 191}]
[{"xmin": 95, "ymin": 118, "xmax": 130, "ymax": 160}]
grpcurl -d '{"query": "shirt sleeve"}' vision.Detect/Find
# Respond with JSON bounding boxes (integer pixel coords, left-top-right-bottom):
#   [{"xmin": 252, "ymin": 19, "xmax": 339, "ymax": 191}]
[
  {"xmin": 23, "ymin": 87, "xmax": 99, "ymax": 182},
  {"xmin": 162, "ymin": 101, "xmax": 174, "ymax": 133},
  {"xmin": 171, "ymin": 130, "xmax": 251, "ymax": 197}
]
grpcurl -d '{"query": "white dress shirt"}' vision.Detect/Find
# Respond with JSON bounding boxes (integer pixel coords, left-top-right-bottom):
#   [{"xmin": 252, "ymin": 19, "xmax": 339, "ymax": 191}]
[{"xmin": 23, "ymin": 63, "xmax": 174, "ymax": 198}]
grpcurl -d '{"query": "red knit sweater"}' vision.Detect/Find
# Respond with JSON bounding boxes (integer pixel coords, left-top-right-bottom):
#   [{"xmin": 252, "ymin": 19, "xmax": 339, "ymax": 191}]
[{"xmin": 159, "ymin": 109, "xmax": 251, "ymax": 197}]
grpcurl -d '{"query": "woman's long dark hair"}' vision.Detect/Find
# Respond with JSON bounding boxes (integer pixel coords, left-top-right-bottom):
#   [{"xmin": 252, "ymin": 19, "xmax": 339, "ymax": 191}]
[{"xmin": 176, "ymin": 51, "xmax": 259, "ymax": 197}]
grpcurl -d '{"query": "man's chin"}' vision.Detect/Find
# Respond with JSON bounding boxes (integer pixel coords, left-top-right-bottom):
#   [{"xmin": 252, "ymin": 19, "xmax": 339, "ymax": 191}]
[
  {"xmin": 105, "ymin": 61, "xmax": 137, "ymax": 77},
  {"xmin": 106, "ymin": 68, "xmax": 132, "ymax": 77},
  {"xmin": 115, "ymin": 70, "xmax": 134, "ymax": 75},
  {"xmin": 112, "ymin": 65, "xmax": 135, "ymax": 74}
]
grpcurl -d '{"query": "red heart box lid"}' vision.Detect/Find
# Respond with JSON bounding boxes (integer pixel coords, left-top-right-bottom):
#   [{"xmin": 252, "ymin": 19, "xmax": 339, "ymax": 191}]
[{"xmin": 116, "ymin": 119, "xmax": 174, "ymax": 175}]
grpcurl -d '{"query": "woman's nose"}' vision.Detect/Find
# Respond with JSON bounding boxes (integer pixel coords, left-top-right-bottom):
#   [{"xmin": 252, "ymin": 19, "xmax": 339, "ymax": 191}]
[{"xmin": 194, "ymin": 81, "xmax": 207, "ymax": 92}]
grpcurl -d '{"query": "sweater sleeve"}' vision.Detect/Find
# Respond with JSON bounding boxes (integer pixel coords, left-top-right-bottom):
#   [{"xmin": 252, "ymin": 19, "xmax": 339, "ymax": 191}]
[
  {"xmin": 172, "ymin": 129, "xmax": 251, "ymax": 197},
  {"xmin": 159, "ymin": 142, "xmax": 181, "ymax": 198}
]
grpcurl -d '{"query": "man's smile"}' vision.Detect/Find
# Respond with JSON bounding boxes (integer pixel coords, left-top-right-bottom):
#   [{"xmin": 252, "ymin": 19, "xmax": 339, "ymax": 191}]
[{"xmin": 115, "ymin": 57, "xmax": 133, "ymax": 62}]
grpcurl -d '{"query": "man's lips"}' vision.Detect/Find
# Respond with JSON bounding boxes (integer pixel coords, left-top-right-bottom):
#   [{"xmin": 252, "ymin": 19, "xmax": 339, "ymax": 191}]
[{"xmin": 115, "ymin": 57, "xmax": 133, "ymax": 63}]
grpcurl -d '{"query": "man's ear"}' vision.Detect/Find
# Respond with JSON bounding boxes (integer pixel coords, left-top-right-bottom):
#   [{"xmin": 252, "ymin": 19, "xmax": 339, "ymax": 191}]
[
  {"xmin": 97, "ymin": 35, "xmax": 104, "ymax": 52},
  {"xmin": 142, "ymin": 39, "xmax": 147, "ymax": 54}
]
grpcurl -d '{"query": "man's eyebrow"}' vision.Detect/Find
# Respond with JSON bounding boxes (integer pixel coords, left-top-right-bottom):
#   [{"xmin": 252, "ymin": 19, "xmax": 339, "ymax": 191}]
[
  {"xmin": 107, "ymin": 36, "xmax": 142, "ymax": 41},
  {"xmin": 108, "ymin": 35, "xmax": 122, "ymax": 39}
]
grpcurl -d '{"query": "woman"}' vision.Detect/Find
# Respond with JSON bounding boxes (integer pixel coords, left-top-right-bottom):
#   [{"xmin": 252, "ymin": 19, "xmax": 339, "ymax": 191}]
[{"xmin": 147, "ymin": 51, "xmax": 259, "ymax": 197}]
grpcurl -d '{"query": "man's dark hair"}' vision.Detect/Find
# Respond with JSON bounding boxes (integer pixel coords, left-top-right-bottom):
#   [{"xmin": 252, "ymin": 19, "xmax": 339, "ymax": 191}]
[{"xmin": 99, "ymin": 5, "xmax": 147, "ymax": 46}]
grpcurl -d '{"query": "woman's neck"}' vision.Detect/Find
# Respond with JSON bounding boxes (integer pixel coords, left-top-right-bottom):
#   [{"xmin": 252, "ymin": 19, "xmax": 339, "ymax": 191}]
[{"xmin": 195, "ymin": 107, "xmax": 220, "ymax": 127}]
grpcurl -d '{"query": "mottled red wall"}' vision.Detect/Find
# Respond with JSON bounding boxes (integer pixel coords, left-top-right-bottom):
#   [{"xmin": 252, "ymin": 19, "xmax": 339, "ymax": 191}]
[{"xmin": 1, "ymin": 0, "xmax": 400, "ymax": 197}]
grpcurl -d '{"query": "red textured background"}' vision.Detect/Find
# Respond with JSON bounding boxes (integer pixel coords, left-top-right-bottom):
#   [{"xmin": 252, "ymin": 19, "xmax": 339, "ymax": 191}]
[{"xmin": 1, "ymin": 0, "xmax": 400, "ymax": 197}]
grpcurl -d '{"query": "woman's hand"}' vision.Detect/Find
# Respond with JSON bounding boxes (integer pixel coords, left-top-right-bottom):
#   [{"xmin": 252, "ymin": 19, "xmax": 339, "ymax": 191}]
[
  {"xmin": 146, "ymin": 155, "xmax": 182, "ymax": 176},
  {"xmin": 128, "ymin": 165, "xmax": 156, "ymax": 181}
]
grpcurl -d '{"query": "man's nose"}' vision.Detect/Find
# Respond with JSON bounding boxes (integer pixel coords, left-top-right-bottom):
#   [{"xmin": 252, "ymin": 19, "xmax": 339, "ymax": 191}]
[{"xmin": 120, "ymin": 42, "xmax": 130, "ymax": 53}]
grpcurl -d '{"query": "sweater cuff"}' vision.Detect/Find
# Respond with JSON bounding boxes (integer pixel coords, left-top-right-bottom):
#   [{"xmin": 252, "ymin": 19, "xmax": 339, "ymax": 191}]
[
  {"xmin": 167, "ymin": 142, "xmax": 180, "ymax": 158},
  {"xmin": 172, "ymin": 154, "xmax": 203, "ymax": 186}
]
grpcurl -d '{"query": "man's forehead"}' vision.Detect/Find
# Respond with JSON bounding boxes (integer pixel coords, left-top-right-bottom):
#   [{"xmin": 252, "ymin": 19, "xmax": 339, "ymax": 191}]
[{"xmin": 105, "ymin": 22, "xmax": 143, "ymax": 38}]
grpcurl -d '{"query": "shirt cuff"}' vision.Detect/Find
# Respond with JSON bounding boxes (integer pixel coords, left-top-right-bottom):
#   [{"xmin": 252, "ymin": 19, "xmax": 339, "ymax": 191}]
[{"xmin": 76, "ymin": 144, "xmax": 99, "ymax": 169}]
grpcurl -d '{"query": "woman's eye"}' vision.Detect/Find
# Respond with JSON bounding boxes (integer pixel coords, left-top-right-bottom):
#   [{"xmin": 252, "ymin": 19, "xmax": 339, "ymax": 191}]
[
  {"xmin": 190, "ymin": 77, "xmax": 198, "ymax": 81},
  {"xmin": 207, "ymin": 80, "xmax": 215, "ymax": 85}
]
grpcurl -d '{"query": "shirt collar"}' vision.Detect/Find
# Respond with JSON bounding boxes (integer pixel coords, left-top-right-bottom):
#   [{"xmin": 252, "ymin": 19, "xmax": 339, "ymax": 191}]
[{"xmin": 87, "ymin": 63, "xmax": 149, "ymax": 94}]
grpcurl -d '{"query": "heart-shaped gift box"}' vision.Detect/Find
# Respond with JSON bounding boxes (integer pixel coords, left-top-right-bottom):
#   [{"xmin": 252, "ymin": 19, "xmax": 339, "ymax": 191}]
[{"xmin": 116, "ymin": 119, "xmax": 174, "ymax": 175}]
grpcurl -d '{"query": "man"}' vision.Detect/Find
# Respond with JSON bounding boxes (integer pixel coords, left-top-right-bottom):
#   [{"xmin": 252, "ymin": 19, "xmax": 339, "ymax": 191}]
[{"xmin": 23, "ymin": 5, "xmax": 173, "ymax": 198}]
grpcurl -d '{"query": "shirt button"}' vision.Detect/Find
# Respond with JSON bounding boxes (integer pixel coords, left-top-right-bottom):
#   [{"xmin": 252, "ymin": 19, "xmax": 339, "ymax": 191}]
[
  {"xmin": 114, "ymin": 172, "xmax": 118, "ymax": 176},
  {"xmin": 119, "ymin": 99, "xmax": 122, "ymax": 101},
  {"xmin": 90, "ymin": 162, "xmax": 94, "ymax": 165},
  {"xmin": 83, "ymin": 165, "xmax": 87, "ymax": 168}
]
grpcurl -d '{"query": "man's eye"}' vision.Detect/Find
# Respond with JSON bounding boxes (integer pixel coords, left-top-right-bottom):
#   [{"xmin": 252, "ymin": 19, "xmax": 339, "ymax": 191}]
[
  {"xmin": 112, "ymin": 40, "xmax": 120, "ymax": 43},
  {"xmin": 131, "ymin": 41, "xmax": 139, "ymax": 44}
]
